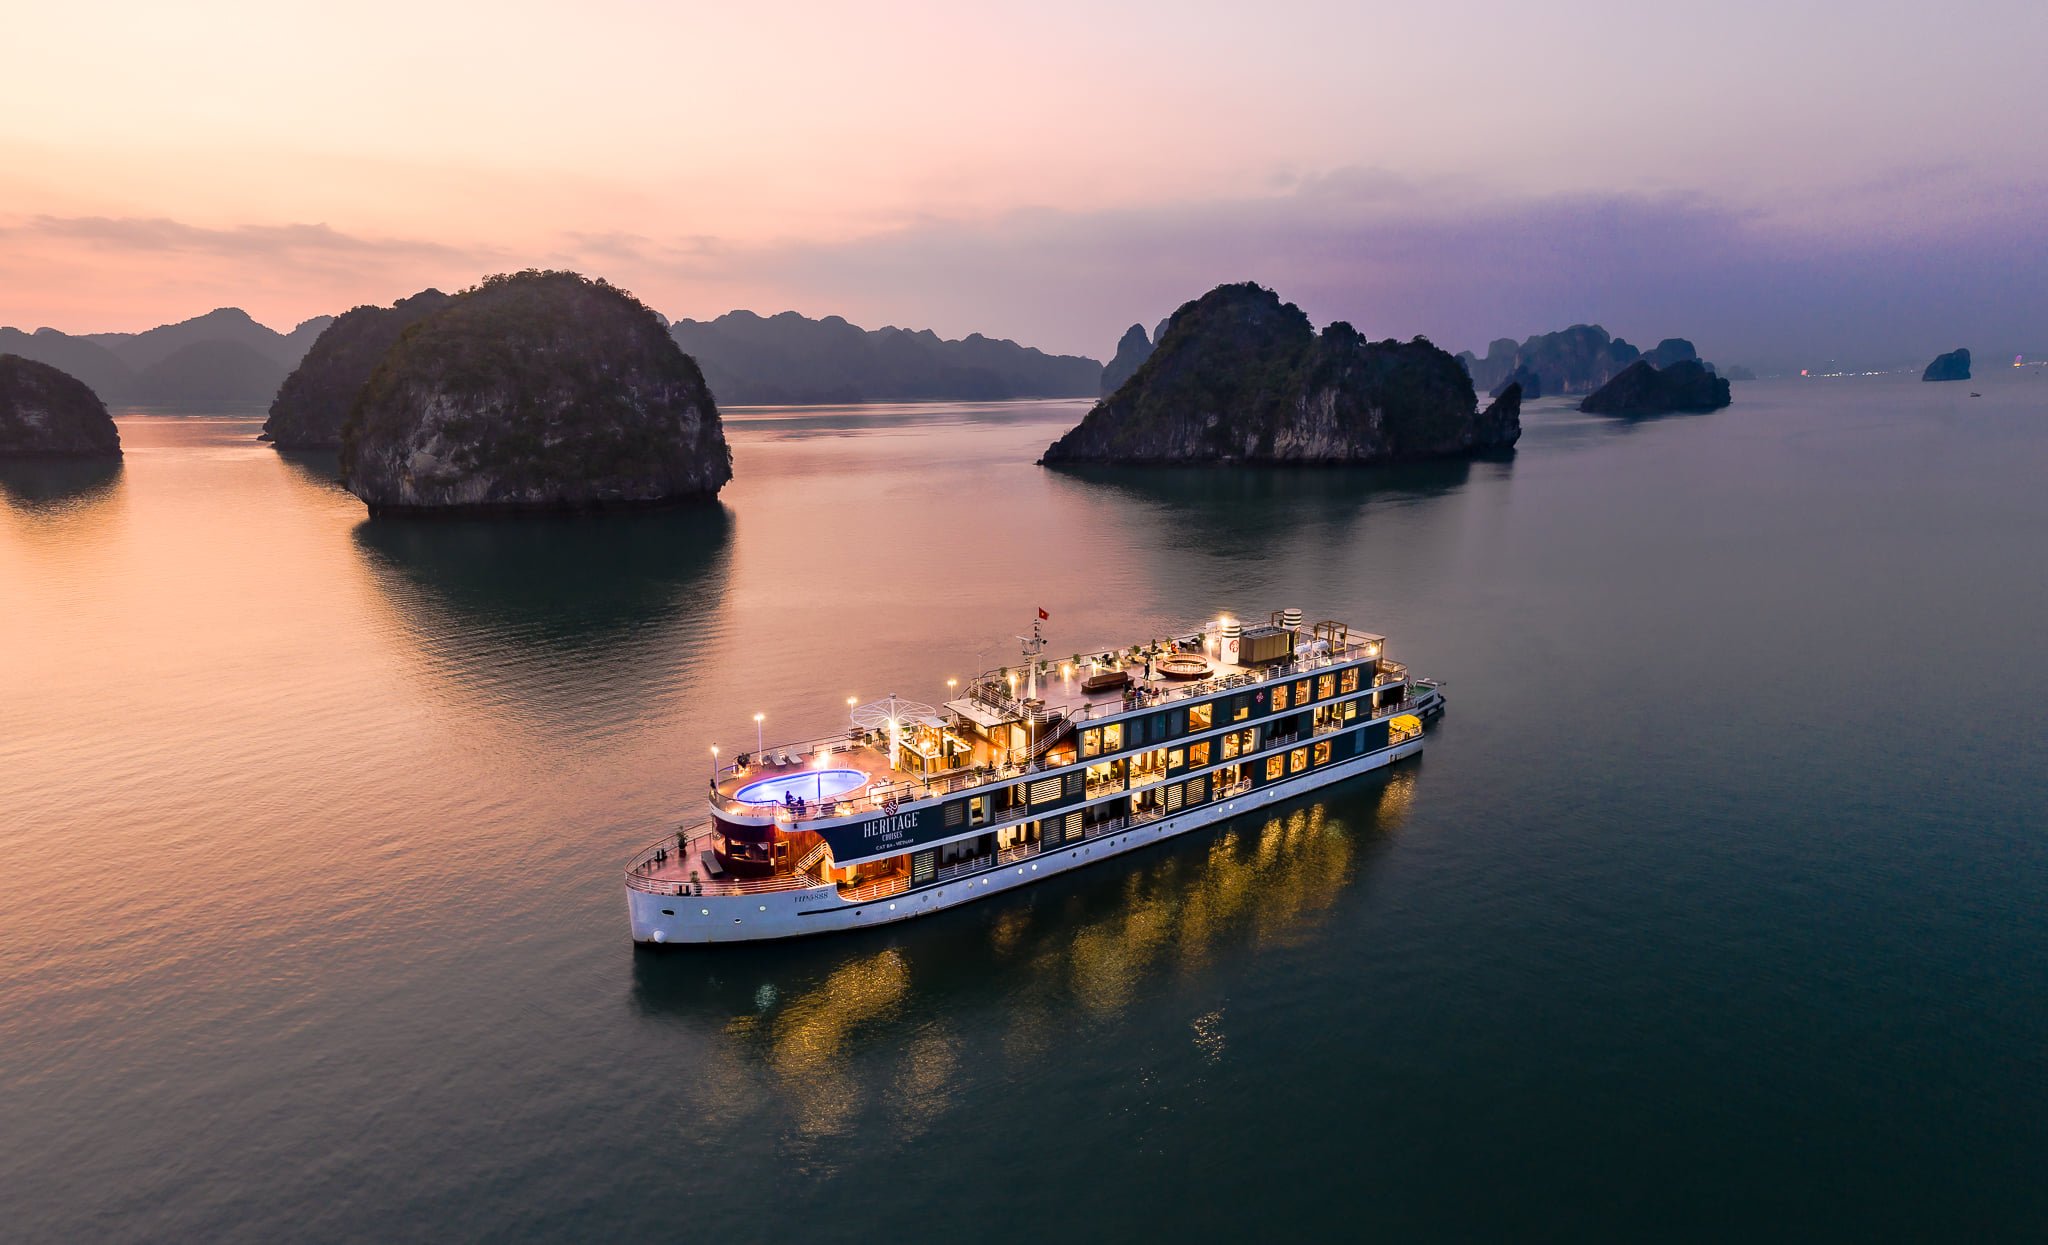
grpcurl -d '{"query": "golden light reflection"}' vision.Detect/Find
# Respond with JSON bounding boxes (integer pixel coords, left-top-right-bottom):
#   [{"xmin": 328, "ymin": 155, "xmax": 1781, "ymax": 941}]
[
  {"xmin": 723, "ymin": 947, "xmax": 911, "ymax": 1140},
  {"xmin": 656, "ymin": 770, "xmax": 1420, "ymax": 1147}
]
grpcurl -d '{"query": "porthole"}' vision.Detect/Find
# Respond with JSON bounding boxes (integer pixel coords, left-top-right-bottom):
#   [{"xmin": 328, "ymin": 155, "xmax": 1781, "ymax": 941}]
[
  {"xmin": 889, "ymin": 903, "xmax": 896, "ymax": 910},
  {"xmin": 660, "ymin": 909, "xmax": 675, "ymax": 916},
  {"xmin": 758, "ymin": 904, "xmax": 767, "ymax": 912},
  {"xmin": 700, "ymin": 908, "xmax": 710, "ymax": 916},
  {"xmin": 734, "ymin": 918, "xmax": 742, "ymax": 924}
]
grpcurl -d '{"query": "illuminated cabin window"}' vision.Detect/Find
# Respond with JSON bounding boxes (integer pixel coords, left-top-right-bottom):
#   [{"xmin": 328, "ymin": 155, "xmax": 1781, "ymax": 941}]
[
  {"xmin": 1318, "ymin": 674, "xmax": 1336, "ymax": 700},
  {"xmin": 1339, "ymin": 666, "xmax": 1360, "ymax": 693},
  {"xmin": 1166, "ymin": 747, "xmax": 1184, "ymax": 771},
  {"xmin": 1221, "ymin": 732, "xmax": 1242, "ymax": 760},
  {"xmin": 1313, "ymin": 741, "xmax": 1332, "ymax": 765},
  {"xmin": 1343, "ymin": 699, "xmax": 1358, "ymax": 721},
  {"xmin": 1081, "ymin": 728, "xmax": 1101, "ymax": 758},
  {"xmin": 1231, "ymin": 694, "xmax": 1251, "ymax": 722},
  {"xmin": 1188, "ymin": 740, "xmax": 1211, "ymax": 766},
  {"xmin": 1264, "ymin": 755, "xmax": 1285, "ymax": 781},
  {"xmin": 1188, "ymin": 701, "xmax": 1212, "ymax": 730},
  {"xmin": 1295, "ymin": 679, "xmax": 1311, "ymax": 705},
  {"xmin": 1289, "ymin": 747, "xmax": 1308, "ymax": 774},
  {"xmin": 1129, "ymin": 747, "xmax": 1169, "ymax": 789},
  {"xmin": 1271, "ymin": 683, "xmax": 1290, "ymax": 712},
  {"xmin": 1101, "ymin": 723, "xmax": 1123, "ymax": 751}
]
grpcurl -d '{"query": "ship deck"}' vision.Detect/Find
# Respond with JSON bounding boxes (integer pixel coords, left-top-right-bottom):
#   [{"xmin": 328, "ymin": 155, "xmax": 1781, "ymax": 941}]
[{"xmin": 701, "ymin": 620, "xmax": 1393, "ymax": 825}]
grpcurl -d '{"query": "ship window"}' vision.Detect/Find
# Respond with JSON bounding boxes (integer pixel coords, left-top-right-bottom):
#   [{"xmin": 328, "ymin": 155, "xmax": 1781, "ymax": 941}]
[
  {"xmin": 1231, "ymin": 694, "xmax": 1250, "ymax": 722},
  {"xmin": 1101, "ymin": 723, "xmax": 1123, "ymax": 751},
  {"xmin": 1029, "ymin": 776, "xmax": 1063, "ymax": 806},
  {"xmin": 1129, "ymin": 747, "xmax": 1169, "ymax": 789},
  {"xmin": 1081, "ymin": 728, "xmax": 1101, "ymax": 758},
  {"xmin": 1318, "ymin": 674, "xmax": 1336, "ymax": 700},
  {"xmin": 1290, "ymin": 747, "xmax": 1308, "ymax": 774},
  {"xmin": 1340, "ymin": 666, "xmax": 1360, "ymax": 693},
  {"xmin": 1313, "ymin": 741, "xmax": 1331, "ymax": 766},
  {"xmin": 1271, "ymin": 683, "xmax": 1290, "ymax": 712},
  {"xmin": 1188, "ymin": 702, "xmax": 1212, "ymax": 730},
  {"xmin": 1265, "ymin": 755, "xmax": 1285, "ymax": 781},
  {"xmin": 1343, "ymin": 698, "xmax": 1358, "ymax": 721},
  {"xmin": 1221, "ymin": 732, "xmax": 1242, "ymax": 760},
  {"xmin": 1167, "ymin": 748, "xmax": 1185, "ymax": 771},
  {"xmin": 944, "ymin": 801, "xmax": 965, "ymax": 827},
  {"xmin": 1189, "ymin": 741, "xmax": 1211, "ymax": 766},
  {"xmin": 1295, "ymin": 679, "xmax": 1311, "ymax": 705}
]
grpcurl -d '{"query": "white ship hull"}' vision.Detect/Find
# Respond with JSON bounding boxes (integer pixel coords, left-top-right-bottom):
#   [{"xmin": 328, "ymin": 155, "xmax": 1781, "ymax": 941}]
[{"xmin": 628, "ymin": 733, "xmax": 1424, "ymax": 945}]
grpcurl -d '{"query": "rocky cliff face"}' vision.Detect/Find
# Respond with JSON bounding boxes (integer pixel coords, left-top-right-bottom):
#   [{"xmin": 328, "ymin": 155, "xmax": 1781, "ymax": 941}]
[
  {"xmin": 340, "ymin": 271, "xmax": 732, "ymax": 515},
  {"xmin": 1101, "ymin": 324, "xmax": 1154, "ymax": 395},
  {"xmin": 1922, "ymin": 349, "xmax": 1971, "ymax": 382},
  {"xmin": 264, "ymin": 290, "xmax": 453, "ymax": 447},
  {"xmin": 1041, "ymin": 284, "xmax": 1520, "ymax": 465},
  {"xmin": 0, "ymin": 355, "xmax": 121, "ymax": 458},
  {"xmin": 1579, "ymin": 359, "xmax": 1731, "ymax": 416}
]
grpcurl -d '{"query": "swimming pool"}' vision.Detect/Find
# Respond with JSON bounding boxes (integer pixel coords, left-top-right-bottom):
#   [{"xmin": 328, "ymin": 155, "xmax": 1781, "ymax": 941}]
[{"xmin": 733, "ymin": 768, "xmax": 867, "ymax": 806}]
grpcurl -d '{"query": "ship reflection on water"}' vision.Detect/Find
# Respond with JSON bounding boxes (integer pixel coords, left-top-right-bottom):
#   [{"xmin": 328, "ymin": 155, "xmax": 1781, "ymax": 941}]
[{"xmin": 630, "ymin": 769, "xmax": 1419, "ymax": 1155}]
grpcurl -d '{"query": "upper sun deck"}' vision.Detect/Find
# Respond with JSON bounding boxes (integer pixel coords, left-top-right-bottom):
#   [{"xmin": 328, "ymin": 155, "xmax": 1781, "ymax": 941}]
[{"xmin": 704, "ymin": 613, "xmax": 1403, "ymax": 825}]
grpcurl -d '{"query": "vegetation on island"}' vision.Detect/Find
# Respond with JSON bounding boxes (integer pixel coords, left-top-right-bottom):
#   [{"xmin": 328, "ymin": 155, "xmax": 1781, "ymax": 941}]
[
  {"xmin": 1041, "ymin": 283, "xmax": 1520, "ymax": 465},
  {"xmin": 340, "ymin": 271, "xmax": 733, "ymax": 515},
  {"xmin": 0, "ymin": 354, "xmax": 122, "ymax": 458},
  {"xmin": 264, "ymin": 290, "xmax": 453, "ymax": 447}
]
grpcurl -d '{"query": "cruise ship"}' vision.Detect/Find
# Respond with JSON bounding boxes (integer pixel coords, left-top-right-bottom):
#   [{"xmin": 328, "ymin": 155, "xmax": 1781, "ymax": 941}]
[{"xmin": 626, "ymin": 609, "xmax": 1442, "ymax": 943}]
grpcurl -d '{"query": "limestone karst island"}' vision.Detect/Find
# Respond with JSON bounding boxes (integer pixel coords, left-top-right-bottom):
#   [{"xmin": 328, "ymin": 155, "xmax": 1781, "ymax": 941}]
[
  {"xmin": 1040, "ymin": 283, "xmax": 1521, "ymax": 466},
  {"xmin": 0, "ymin": 354, "xmax": 122, "ymax": 459},
  {"xmin": 330, "ymin": 271, "xmax": 732, "ymax": 515}
]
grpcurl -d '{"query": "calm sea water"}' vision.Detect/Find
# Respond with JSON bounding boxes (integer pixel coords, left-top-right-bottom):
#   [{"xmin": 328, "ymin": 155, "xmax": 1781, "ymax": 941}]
[{"xmin": 3, "ymin": 375, "xmax": 2046, "ymax": 1241}]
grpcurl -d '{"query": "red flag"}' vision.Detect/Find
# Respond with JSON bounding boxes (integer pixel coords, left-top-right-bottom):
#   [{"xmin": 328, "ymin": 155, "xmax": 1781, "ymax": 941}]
[{"xmin": 1037, "ymin": 607, "xmax": 1049, "ymax": 621}]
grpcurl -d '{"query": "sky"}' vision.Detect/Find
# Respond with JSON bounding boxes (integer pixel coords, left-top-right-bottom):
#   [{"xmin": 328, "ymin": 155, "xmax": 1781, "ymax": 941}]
[{"xmin": 2, "ymin": 0, "xmax": 2043, "ymax": 369}]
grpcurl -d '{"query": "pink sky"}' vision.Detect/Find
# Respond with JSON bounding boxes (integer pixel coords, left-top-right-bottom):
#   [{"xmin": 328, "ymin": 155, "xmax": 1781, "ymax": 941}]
[{"xmin": 3, "ymin": 0, "xmax": 2043, "ymax": 364}]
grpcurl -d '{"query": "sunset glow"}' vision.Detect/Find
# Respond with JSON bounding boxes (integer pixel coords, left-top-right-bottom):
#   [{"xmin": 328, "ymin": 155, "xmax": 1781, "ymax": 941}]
[{"xmin": 4, "ymin": 0, "xmax": 2045, "ymax": 363}]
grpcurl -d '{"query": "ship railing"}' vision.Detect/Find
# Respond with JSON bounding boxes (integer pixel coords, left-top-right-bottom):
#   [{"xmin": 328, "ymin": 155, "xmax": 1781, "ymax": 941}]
[
  {"xmin": 838, "ymin": 873, "xmax": 910, "ymax": 904},
  {"xmin": 1214, "ymin": 777, "xmax": 1252, "ymax": 800},
  {"xmin": 1082, "ymin": 815, "xmax": 1127, "ymax": 840}
]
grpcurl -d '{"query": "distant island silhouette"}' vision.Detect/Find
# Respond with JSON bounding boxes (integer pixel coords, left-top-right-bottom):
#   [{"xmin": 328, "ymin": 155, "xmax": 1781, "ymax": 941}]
[
  {"xmin": 669, "ymin": 309, "xmax": 1101, "ymax": 405},
  {"xmin": 1458, "ymin": 326, "xmax": 1720, "ymax": 397}
]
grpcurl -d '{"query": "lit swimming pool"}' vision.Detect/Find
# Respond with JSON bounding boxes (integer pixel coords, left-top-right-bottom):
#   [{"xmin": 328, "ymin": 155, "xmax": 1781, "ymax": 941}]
[{"xmin": 733, "ymin": 768, "xmax": 867, "ymax": 805}]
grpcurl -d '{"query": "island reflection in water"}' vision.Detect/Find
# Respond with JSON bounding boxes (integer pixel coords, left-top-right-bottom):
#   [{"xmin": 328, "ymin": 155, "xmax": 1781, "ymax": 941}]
[
  {"xmin": 349, "ymin": 504, "xmax": 734, "ymax": 726},
  {"xmin": 1044, "ymin": 458, "xmax": 1489, "ymax": 556},
  {"xmin": 0, "ymin": 457, "xmax": 125, "ymax": 512},
  {"xmin": 629, "ymin": 770, "xmax": 1417, "ymax": 1159}
]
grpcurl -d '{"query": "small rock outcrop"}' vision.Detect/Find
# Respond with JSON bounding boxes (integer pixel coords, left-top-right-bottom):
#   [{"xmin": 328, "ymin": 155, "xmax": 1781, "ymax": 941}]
[
  {"xmin": 264, "ymin": 290, "xmax": 452, "ymax": 447},
  {"xmin": 1040, "ymin": 283, "xmax": 1519, "ymax": 465},
  {"xmin": 1101, "ymin": 324, "xmax": 1154, "ymax": 394},
  {"xmin": 1922, "ymin": 349, "xmax": 1971, "ymax": 382},
  {"xmin": 1492, "ymin": 364, "xmax": 1542, "ymax": 400},
  {"xmin": 0, "ymin": 355, "xmax": 121, "ymax": 458},
  {"xmin": 1642, "ymin": 337, "xmax": 1701, "ymax": 369},
  {"xmin": 340, "ymin": 271, "xmax": 732, "ymax": 515},
  {"xmin": 1579, "ymin": 359, "xmax": 1731, "ymax": 416}
]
